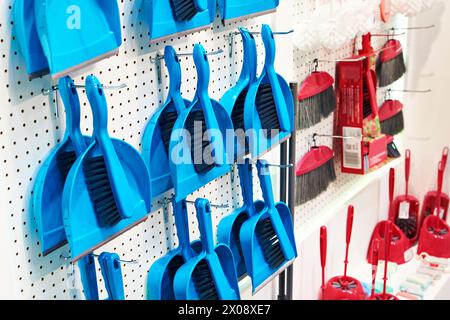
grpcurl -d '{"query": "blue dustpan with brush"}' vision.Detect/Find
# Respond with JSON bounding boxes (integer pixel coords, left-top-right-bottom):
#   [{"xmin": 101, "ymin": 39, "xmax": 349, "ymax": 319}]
[
  {"xmin": 62, "ymin": 75, "xmax": 151, "ymax": 261},
  {"xmin": 33, "ymin": 76, "xmax": 91, "ymax": 255},
  {"xmin": 98, "ymin": 252, "xmax": 125, "ymax": 300},
  {"xmin": 170, "ymin": 44, "xmax": 233, "ymax": 202},
  {"xmin": 221, "ymin": 28, "xmax": 257, "ymax": 160},
  {"xmin": 142, "ymin": 46, "xmax": 190, "ymax": 199},
  {"xmin": 13, "ymin": 0, "xmax": 49, "ymax": 78},
  {"xmin": 173, "ymin": 198, "xmax": 240, "ymax": 300},
  {"xmin": 240, "ymin": 159, "xmax": 297, "ymax": 292},
  {"xmin": 218, "ymin": 0, "xmax": 280, "ymax": 22},
  {"xmin": 34, "ymin": 0, "xmax": 122, "ymax": 79},
  {"xmin": 147, "ymin": 199, "xmax": 202, "ymax": 300},
  {"xmin": 244, "ymin": 24, "xmax": 294, "ymax": 158},
  {"xmin": 144, "ymin": 0, "xmax": 215, "ymax": 41},
  {"xmin": 217, "ymin": 158, "xmax": 264, "ymax": 278}
]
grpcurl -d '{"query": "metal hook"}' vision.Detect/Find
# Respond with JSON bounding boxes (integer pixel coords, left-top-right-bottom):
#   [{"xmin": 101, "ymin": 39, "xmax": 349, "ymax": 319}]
[
  {"xmin": 185, "ymin": 200, "xmax": 229, "ymax": 209},
  {"xmin": 388, "ymin": 89, "xmax": 432, "ymax": 94},
  {"xmin": 315, "ymin": 56, "xmax": 366, "ymax": 64},
  {"xmin": 150, "ymin": 49, "xmax": 224, "ymax": 63},
  {"xmin": 254, "ymin": 161, "xmax": 294, "ymax": 169},
  {"xmin": 92, "ymin": 254, "xmax": 139, "ymax": 265},
  {"xmin": 390, "ymin": 25, "xmax": 435, "ymax": 31},
  {"xmin": 42, "ymin": 83, "xmax": 127, "ymax": 96},
  {"xmin": 370, "ymin": 32, "xmax": 407, "ymax": 37},
  {"xmin": 313, "ymin": 133, "xmax": 361, "ymax": 141}
]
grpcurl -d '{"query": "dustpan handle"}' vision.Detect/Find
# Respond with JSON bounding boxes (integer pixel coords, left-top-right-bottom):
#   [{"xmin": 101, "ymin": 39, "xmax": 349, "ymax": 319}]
[
  {"xmin": 442, "ymin": 147, "xmax": 449, "ymax": 173},
  {"xmin": 58, "ymin": 76, "xmax": 87, "ymax": 156},
  {"xmin": 195, "ymin": 199, "xmax": 215, "ymax": 254},
  {"xmin": 165, "ymin": 46, "xmax": 186, "ymax": 114},
  {"xmin": 435, "ymin": 162, "xmax": 444, "ymax": 216},
  {"xmin": 344, "ymin": 205, "xmax": 354, "ymax": 278},
  {"xmin": 173, "ymin": 199, "xmax": 194, "ymax": 259},
  {"xmin": 370, "ymin": 239, "xmax": 380, "ymax": 297},
  {"xmin": 237, "ymin": 159, "xmax": 254, "ymax": 211},
  {"xmin": 78, "ymin": 253, "xmax": 99, "ymax": 300},
  {"xmin": 320, "ymin": 226, "xmax": 327, "ymax": 291},
  {"xmin": 238, "ymin": 28, "xmax": 258, "ymax": 84},
  {"xmin": 99, "ymin": 252, "xmax": 125, "ymax": 300},
  {"xmin": 388, "ymin": 168, "xmax": 395, "ymax": 221},
  {"xmin": 405, "ymin": 149, "xmax": 411, "ymax": 196},
  {"xmin": 256, "ymin": 159, "xmax": 275, "ymax": 208},
  {"xmin": 382, "ymin": 222, "xmax": 392, "ymax": 297}
]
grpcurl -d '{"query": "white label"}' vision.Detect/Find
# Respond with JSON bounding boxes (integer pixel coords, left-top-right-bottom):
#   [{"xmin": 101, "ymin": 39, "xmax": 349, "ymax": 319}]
[
  {"xmin": 399, "ymin": 202, "xmax": 410, "ymax": 220},
  {"xmin": 434, "ymin": 207, "xmax": 446, "ymax": 219},
  {"xmin": 343, "ymin": 127, "xmax": 362, "ymax": 169},
  {"xmin": 404, "ymin": 247, "xmax": 414, "ymax": 262}
]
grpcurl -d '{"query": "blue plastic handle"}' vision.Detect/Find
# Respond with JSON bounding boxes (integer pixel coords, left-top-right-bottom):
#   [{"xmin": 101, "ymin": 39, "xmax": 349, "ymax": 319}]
[
  {"xmin": 85, "ymin": 75, "xmax": 139, "ymax": 219},
  {"xmin": 173, "ymin": 199, "xmax": 195, "ymax": 260},
  {"xmin": 193, "ymin": 44, "xmax": 225, "ymax": 165},
  {"xmin": 261, "ymin": 24, "xmax": 290, "ymax": 132},
  {"xmin": 99, "ymin": 252, "xmax": 125, "ymax": 300},
  {"xmin": 194, "ymin": 0, "xmax": 208, "ymax": 11},
  {"xmin": 195, "ymin": 198, "xmax": 215, "ymax": 254},
  {"xmin": 165, "ymin": 46, "xmax": 186, "ymax": 114},
  {"xmin": 58, "ymin": 76, "xmax": 87, "ymax": 156},
  {"xmin": 237, "ymin": 158, "xmax": 257, "ymax": 217},
  {"xmin": 238, "ymin": 28, "xmax": 258, "ymax": 84},
  {"xmin": 78, "ymin": 253, "xmax": 99, "ymax": 300}
]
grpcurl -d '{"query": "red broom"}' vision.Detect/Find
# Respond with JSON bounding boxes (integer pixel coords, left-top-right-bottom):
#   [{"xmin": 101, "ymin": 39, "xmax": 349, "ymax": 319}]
[
  {"xmin": 376, "ymin": 39, "xmax": 406, "ymax": 87},
  {"xmin": 379, "ymin": 99, "xmax": 404, "ymax": 136}
]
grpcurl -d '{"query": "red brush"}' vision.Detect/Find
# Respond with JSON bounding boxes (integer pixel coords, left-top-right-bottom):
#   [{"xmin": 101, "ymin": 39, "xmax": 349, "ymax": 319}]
[
  {"xmin": 376, "ymin": 39, "xmax": 406, "ymax": 87},
  {"xmin": 367, "ymin": 168, "xmax": 411, "ymax": 265},
  {"xmin": 298, "ymin": 70, "xmax": 336, "ymax": 129},
  {"xmin": 320, "ymin": 206, "xmax": 366, "ymax": 300},
  {"xmin": 296, "ymin": 146, "xmax": 336, "ymax": 205},
  {"xmin": 379, "ymin": 99, "xmax": 404, "ymax": 136},
  {"xmin": 420, "ymin": 147, "xmax": 450, "ymax": 227},
  {"xmin": 392, "ymin": 150, "xmax": 420, "ymax": 245},
  {"xmin": 417, "ymin": 161, "xmax": 450, "ymax": 259}
]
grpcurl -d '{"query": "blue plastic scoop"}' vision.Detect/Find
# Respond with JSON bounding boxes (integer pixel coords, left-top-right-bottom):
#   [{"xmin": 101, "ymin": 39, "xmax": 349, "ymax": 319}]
[{"xmin": 218, "ymin": 0, "xmax": 280, "ymax": 22}]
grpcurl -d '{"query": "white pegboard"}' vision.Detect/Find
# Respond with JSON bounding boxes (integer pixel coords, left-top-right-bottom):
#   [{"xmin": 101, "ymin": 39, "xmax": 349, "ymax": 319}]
[{"xmin": 0, "ymin": 0, "xmax": 407, "ymax": 300}]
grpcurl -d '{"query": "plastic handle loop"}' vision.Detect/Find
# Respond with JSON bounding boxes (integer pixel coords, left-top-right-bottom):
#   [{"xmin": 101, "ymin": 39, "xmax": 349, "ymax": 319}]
[
  {"xmin": 344, "ymin": 205, "xmax": 354, "ymax": 279},
  {"xmin": 371, "ymin": 239, "xmax": 380, "ymax": 297},
  {"xmin": 236, "ymin": 158, "xmax": 254, "ymax": 211},
  {"xmin": 173, "ymin": 199, "xmax": 194, "ymax": 259},
  {"xmin": 405, "ymin": 149, "xmax": 411, "ymax": 196},
  {"xmin": 383, "ymin": 222, "xmax": 393, "ymax": 297},
  {"xmin": 238, "ymin": 27, "xmax": 258, "ymax": 84},
  {"xmin": 320, "ymin": 226, "xmax": 327, "ymax": 290},
  {"xmin": 78, "ymin": 253, "xmax": 99, "ymax": 300},
  {"xmin": 256, "ymin": 159, "xmax": 275, "ymax": 206},
  {"xmin": 388, "ymin": 168, "xmax": 395, "ymax": 221},
  {"xmin": 441, "ymin": 147, "xmax": 449, "ymax": 173},
  {"xmin": 165, "ymin": 46, "xmax": 186, "ymax": 114},
  {"xmin": 195, "ymin": 198, "xmax": 215, "ymax": 254}
]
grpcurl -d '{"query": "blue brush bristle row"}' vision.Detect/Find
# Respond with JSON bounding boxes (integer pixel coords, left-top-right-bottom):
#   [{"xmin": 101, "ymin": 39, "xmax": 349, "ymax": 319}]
[
  {"xmin": 192, "ymin": 260, "xmax": 219, "ymax": 300},
  {"xmin": 256, "ymin": 218, "xmax": 285, "ymax": 269}
]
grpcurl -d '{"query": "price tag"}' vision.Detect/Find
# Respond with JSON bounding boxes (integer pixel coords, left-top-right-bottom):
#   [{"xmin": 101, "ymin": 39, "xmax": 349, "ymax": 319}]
[
  {"xmin": 399, "ymin": 201, "xmax": 410, "ymax": 220},
  {"xmin": 343, "ymin": 127, "xmax": 362, "ymax": 170}
]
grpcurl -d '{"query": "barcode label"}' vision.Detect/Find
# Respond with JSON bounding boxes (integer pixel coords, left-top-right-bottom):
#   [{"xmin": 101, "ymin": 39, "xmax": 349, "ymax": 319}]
[
  {"xmin": 343, "ymin": 127, "xmax": 362, "ymax": 169},
  {"xmin": 399, "ymin": 202, "xmax": 410, "ymax": 220}
]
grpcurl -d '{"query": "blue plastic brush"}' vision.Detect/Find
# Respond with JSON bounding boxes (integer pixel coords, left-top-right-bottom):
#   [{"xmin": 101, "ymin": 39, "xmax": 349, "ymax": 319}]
[
  {"xmin": 170, "ymin": 0, "xmax": 207, "ymax": 21},
  {"xmin": 13, "ymin": 0, "xmax": 49, "ymax": 78},
  {"xmin": 78, "ymin": 253, "xmax": 99, "ymax": 300},
  {"xmin": 218, "ymin": 0, "xmax": 280, "ymax": 22},
  {"xmin": 32, "ymin": 76, "xmax": 91, "ymax": 255},
  {"xmin": 169, "ymin": 44, "xmax": 233, "ymax": 202},
  {"xmin": 98, "ymin": 252, "xmax": 125, "ymax": 300},
  {"xmin": 244, "ymin": 24, "xmax": 294, "ymax": 157},
  {"xmin": 240, "ymin": 159, "xmax": 297, "ymax": 292},
  {"xmin": 173, "ymin": 199, "xmax": 240, "ymax": 300},
  {"xmin": 147, "ymin": 199, "xmax": 203, "ymax": 300},
  {"xmin": 142, "ymin": 46, "xmax": 190, "ymax": 199},
  {"xmin": 221, "ymin": 28, "xmax": 258, "ymax": 160},
  {"xmin": 62, "ymin": 75, "xmax": 151, "ymax": 261},
  {"xmin": 34, "ymin": 0, "xmax": 122, "ymax": 79}
]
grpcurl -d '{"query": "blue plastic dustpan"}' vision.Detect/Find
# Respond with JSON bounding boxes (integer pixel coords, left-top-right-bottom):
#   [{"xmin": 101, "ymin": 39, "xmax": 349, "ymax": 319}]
[
  {"xmin": 147, "ymin": 199, "xmax": 203, "ymax": 300},
  {"xmin": 13, "ymin": 0, "xmax": 49, "ymax": 78},
  {"xmin": 78, "ymin": 253, "xmax": 99, "ymax": 300},
  {"xmin": 169, "ymin": 44, "xmax": 233, "ymax": 202},
  {"xmin": 240, "ymin": 159, "xmax": 297, "ymax": 293},
  {"xmin": 217, "ymin": 159, "xmax": 264, "ymax": 278},
  {"xmin": 144, "ymin": 0, "xmax": 215, "ymax": 41},
  {"xmin": 142, "ymin": 46, "xmax": 190, "ymax": 199},
  {"xmin": 34, "ymin": 0, "xmax": 122, "ymax": 79},
  {"xmin": 173, "ymin": 199, "xmax": 240, "ymax": 300},
  {"xmin": 244, "ymin": 24, "xmax": 294, "ymax": 158},
  {"xmin": 98, "ymin": 252, "xmax": 125, "ymax": 300},
  {"xmin": 32, "ymin": 76, "xmax": 91, "ymax": 255},
  {"xmin": 62, "ymin": 75, "xmax": 151, "ymax": 261},
  {"xmin": 218, "ymin": 0, "xmax": 280, "ymax": 22},
  {"xmin": 220, "ymin": 28, "xmax": 257, "ymax": 160}
]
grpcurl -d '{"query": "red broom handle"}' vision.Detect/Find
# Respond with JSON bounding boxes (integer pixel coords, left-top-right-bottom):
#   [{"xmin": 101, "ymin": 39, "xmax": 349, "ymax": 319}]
[
  {"xmin": 371, "ymin": 239, "xmax": 380, "ymax": 297},
  {"xmin": 388, "ymin": 168, "xmax": 395, "ymax": 221},
  {"xmin": 405, "ymin": 149, "xmax": 411, "ymax": 197},
  {"xmin": 435, "ymin": 162, "xmax": 444, "ymax": 217},
  {"xmin": 344, "ymin": 205, "xmax": 354, "ymax": 279},
  {"xmin": 442, "ymin": 147, "xmax": 449, "ymax": 173},
  {"xmin": 320, "ymin": 226, "xmax": 327, "ymax": 297},
  {"xmin": 383, "ymin": 222, "xmax": 393, "ymax": 298}
]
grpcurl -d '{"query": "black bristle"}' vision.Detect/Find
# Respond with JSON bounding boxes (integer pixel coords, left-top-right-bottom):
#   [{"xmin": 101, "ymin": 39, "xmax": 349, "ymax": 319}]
[
  {"xmin": 256, "ymin": 84, "xmax": 280, "ymax": 138},
  {"xmin": 296, "ymin": 158, "xmax": 336, "ymax": 205},
  {"xmin": 185, "ymin": 109, "xmax": 216, "ymax": 174},
  {"xmin": 363, "ymin": 84, "xmax": 372, "ymax": 119},
  {"xmin": 159, "ymin": 107, "xmax": 178, "ymax": 153},
  {"xmin": 83, "ymin": 156, "xmax": 121, "ymax": 227},
  {"xmin": 192, "ymin": 260, "xmax": 219, "ymax": 300},
  {"xmin": 57, "ymin": 150, "xmax": 76, "ymax": 180},
  {"xmin": 377, "ymin": 54, "xmax": 407, "ymax": 87},
  {"xmin": 395, "ymin": 216, "xmax": 418, "ymax": 239},
  {"xmin": 232, "ymin": 89, "xmax": 250, "ymax": 156},
  {"xmin": 319, "ymin": 86, "xmax": 337, "ymax": 119},
  {"xmin": 380, "ymin": 111, "xmax": 404, "ymax": 136},
  {"xmin": 232, "ymin": 213, "xmax": 248, "ymax": 264},
  {"xmin": 256, "ymin": 218, "xmax": 285, "ymax": 270},
  {"xmin": 169, "ymin": 0, "xmax": 199, "ymax": 21},
  {"xmin": 298, "ymin": 86, "xmax": 336, "ymax": 130},
  {"xmin": 387, "ymin": 141, "xmax": 401, "ymax": 158},
  {"xmin": 162, "ymin": 255, "xmax": 184, "ymax": 300}
]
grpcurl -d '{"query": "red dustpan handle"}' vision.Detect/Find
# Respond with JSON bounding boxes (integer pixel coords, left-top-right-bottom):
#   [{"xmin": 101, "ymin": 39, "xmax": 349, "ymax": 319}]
[
  {"xmin": 405, "ymin": 149, "xmax": 411, "ymax": 196},
  {"xmin": 371, "ymin": 239, "xmax": 380, "ymax": 297},
  {"xmin": 383, "ymin": 222, "xmax": 393, "ymax": 298},
  {"xmin": 344, "ymin": 205, "xmax": 354, "ymax": 278},
  {"xmin": 320, "ymin": 226, "xmax": 327, "ymax": 296},
  {"xmin": 388, "ymin": 168, "xmax": 395, "ymax": 221},
  {"xmin": 435, "ymin": 162, "xmax": 444, "ymax": 217},
  {"xmin": 442, "ymin": 147, "xmax": 449, "ymax": 173}
]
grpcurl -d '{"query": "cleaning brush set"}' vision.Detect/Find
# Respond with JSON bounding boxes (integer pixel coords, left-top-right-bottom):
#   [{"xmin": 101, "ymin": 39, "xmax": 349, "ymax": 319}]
[
  {"xmin": 14, "ymin": 0, "xmax": 122, "ymax": 79},
  {"xmin": 376, "ymin": 36, "xmax": 407, "ymax": 87}
]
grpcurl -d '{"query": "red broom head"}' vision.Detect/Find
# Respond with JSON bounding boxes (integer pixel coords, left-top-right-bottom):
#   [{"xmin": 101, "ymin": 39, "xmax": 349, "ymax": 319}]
[
  {"xmin": 298, "ymin": 72, "xmax": 334, "ymax": 101},
  {"xmin": 296, "ymin": 146, "xmax": 334, "ymax": 176},
  {"xmin": 378, "ymin": 100, "xmax": 403, "ymax": 122},
  {"xmin": 380, "ymin": 40, "xmax": 403, "ymax": 63}
]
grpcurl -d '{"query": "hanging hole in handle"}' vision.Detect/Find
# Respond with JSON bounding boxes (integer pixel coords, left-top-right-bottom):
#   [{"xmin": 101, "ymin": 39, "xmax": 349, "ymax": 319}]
[
  {"xmin": 98, "ymin": 87, "xmax": 103, "ymax": 96},
  {"xmin": 205, "ymin": 202, "xmax": 211, "ymax": 213},
  {"xmin": 114, "ymin": 259, "xmax": 120, "ymax": 269}
]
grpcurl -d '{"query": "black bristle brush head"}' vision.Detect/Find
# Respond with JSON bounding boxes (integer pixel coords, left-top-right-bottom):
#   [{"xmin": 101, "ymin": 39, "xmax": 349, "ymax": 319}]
[
  {"xmin": 395, "ymin": 216, "xmax": 418, "ymax": 239},
  {"xmin": 158, "ymin": 107, "xmax": 179, "ymax": 154},
  {"xmin": 192, "ymin": 260, "xmax": 219, "ymax": 300},
  {"xmin": 256, "ymin": 84, "xmax": 280, "ymax": 139},
  {"xmin": 170, "ymin": 0, "xmax": 200, "ymax": 21},
  {"xmin": 57, "ymin": 150, "xmax": 77, "ymax": 180},
  {"xmin": 387, "ymin": 139, "xmax": 401, "ymax": 158},
  {"xmin": 231, "ymin": 89, "xmax": 250, "ymax": 156},
  {"xmin": 377, "ymin": 47, "xmax": 406, "ymax": 87},
  {"xmin": 256, "ymin": 218, "xmax": 285, "ymax": 270},
  {"xmin": 380, "ymin": 111, "xmax": 404, "ymax": 136},
  {"xmin": 83, "ymin": 156, "xmax": 122, "ymax": 227}
]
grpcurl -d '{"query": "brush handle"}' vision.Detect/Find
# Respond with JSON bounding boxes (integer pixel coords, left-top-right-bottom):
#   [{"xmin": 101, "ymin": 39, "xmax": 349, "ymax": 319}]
[
  {"xmin": 261, "ymin": 24, "xmax": 291, "ymax": 132},
  {"xmin": 85, "ymin": 75, "xmax": 136, "ymax": 219},
  {"xmin": 195, "ymin": 198, "xmax": 215, "ymax": 254},
  {"xmin": 344, "ymin": 205, "xmax": 354, "ymax": 278},
  {"xmin": 165, "ymin": 46, "xmax": 186, "ymax": 114},
  {"xmin": 383, "ymin": 222, "xmax": 393, "ymax": 297},
  {"xmin": 238, "ymin": 27, "xmax": 258, "ymax": 84},
  {"xmin": 320, "ymin": 226, "xmax": 327, "ymax": 292},
  {"xmin": 99, "ymin": 252, "xmax": 125, "ymax": 300},
  {"xmin": 237, "ymin": 158, "xmax": 255, "ymax": 215},
  {"xmin": 78, "ymin": 253, "xmax": 99, "ymax": 300},
  {"xmin": 58, "ymin": 76, "xmax": 87, "ymax": 156},
  {"xmin": 173, "ymin": 199, "xmax": 194, "ymax": 260},
  {"xmin": 434, "ymin": 161, "xmax": 444, "ymax": 216},
  {"xmin": 388, "ymin": 168, "xmax": 395, "ymax": 221},
  {"xmin": 256, "ymin": 159, "xmax": 276, "ymax": 207},
  {"xmin": 442, "ymin": 147, "xmax": 449, "ymax": 173},
  {"xmin": 371, "ymin": 239, "xmax": 380, "ymax": 297},
  {"xmin": 405, "ymin": 149, "xmax": 411, "ymax": 196},
  {"xmin": 193, "ymin": 44, "xmax": 225, "ymax": 165}
]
